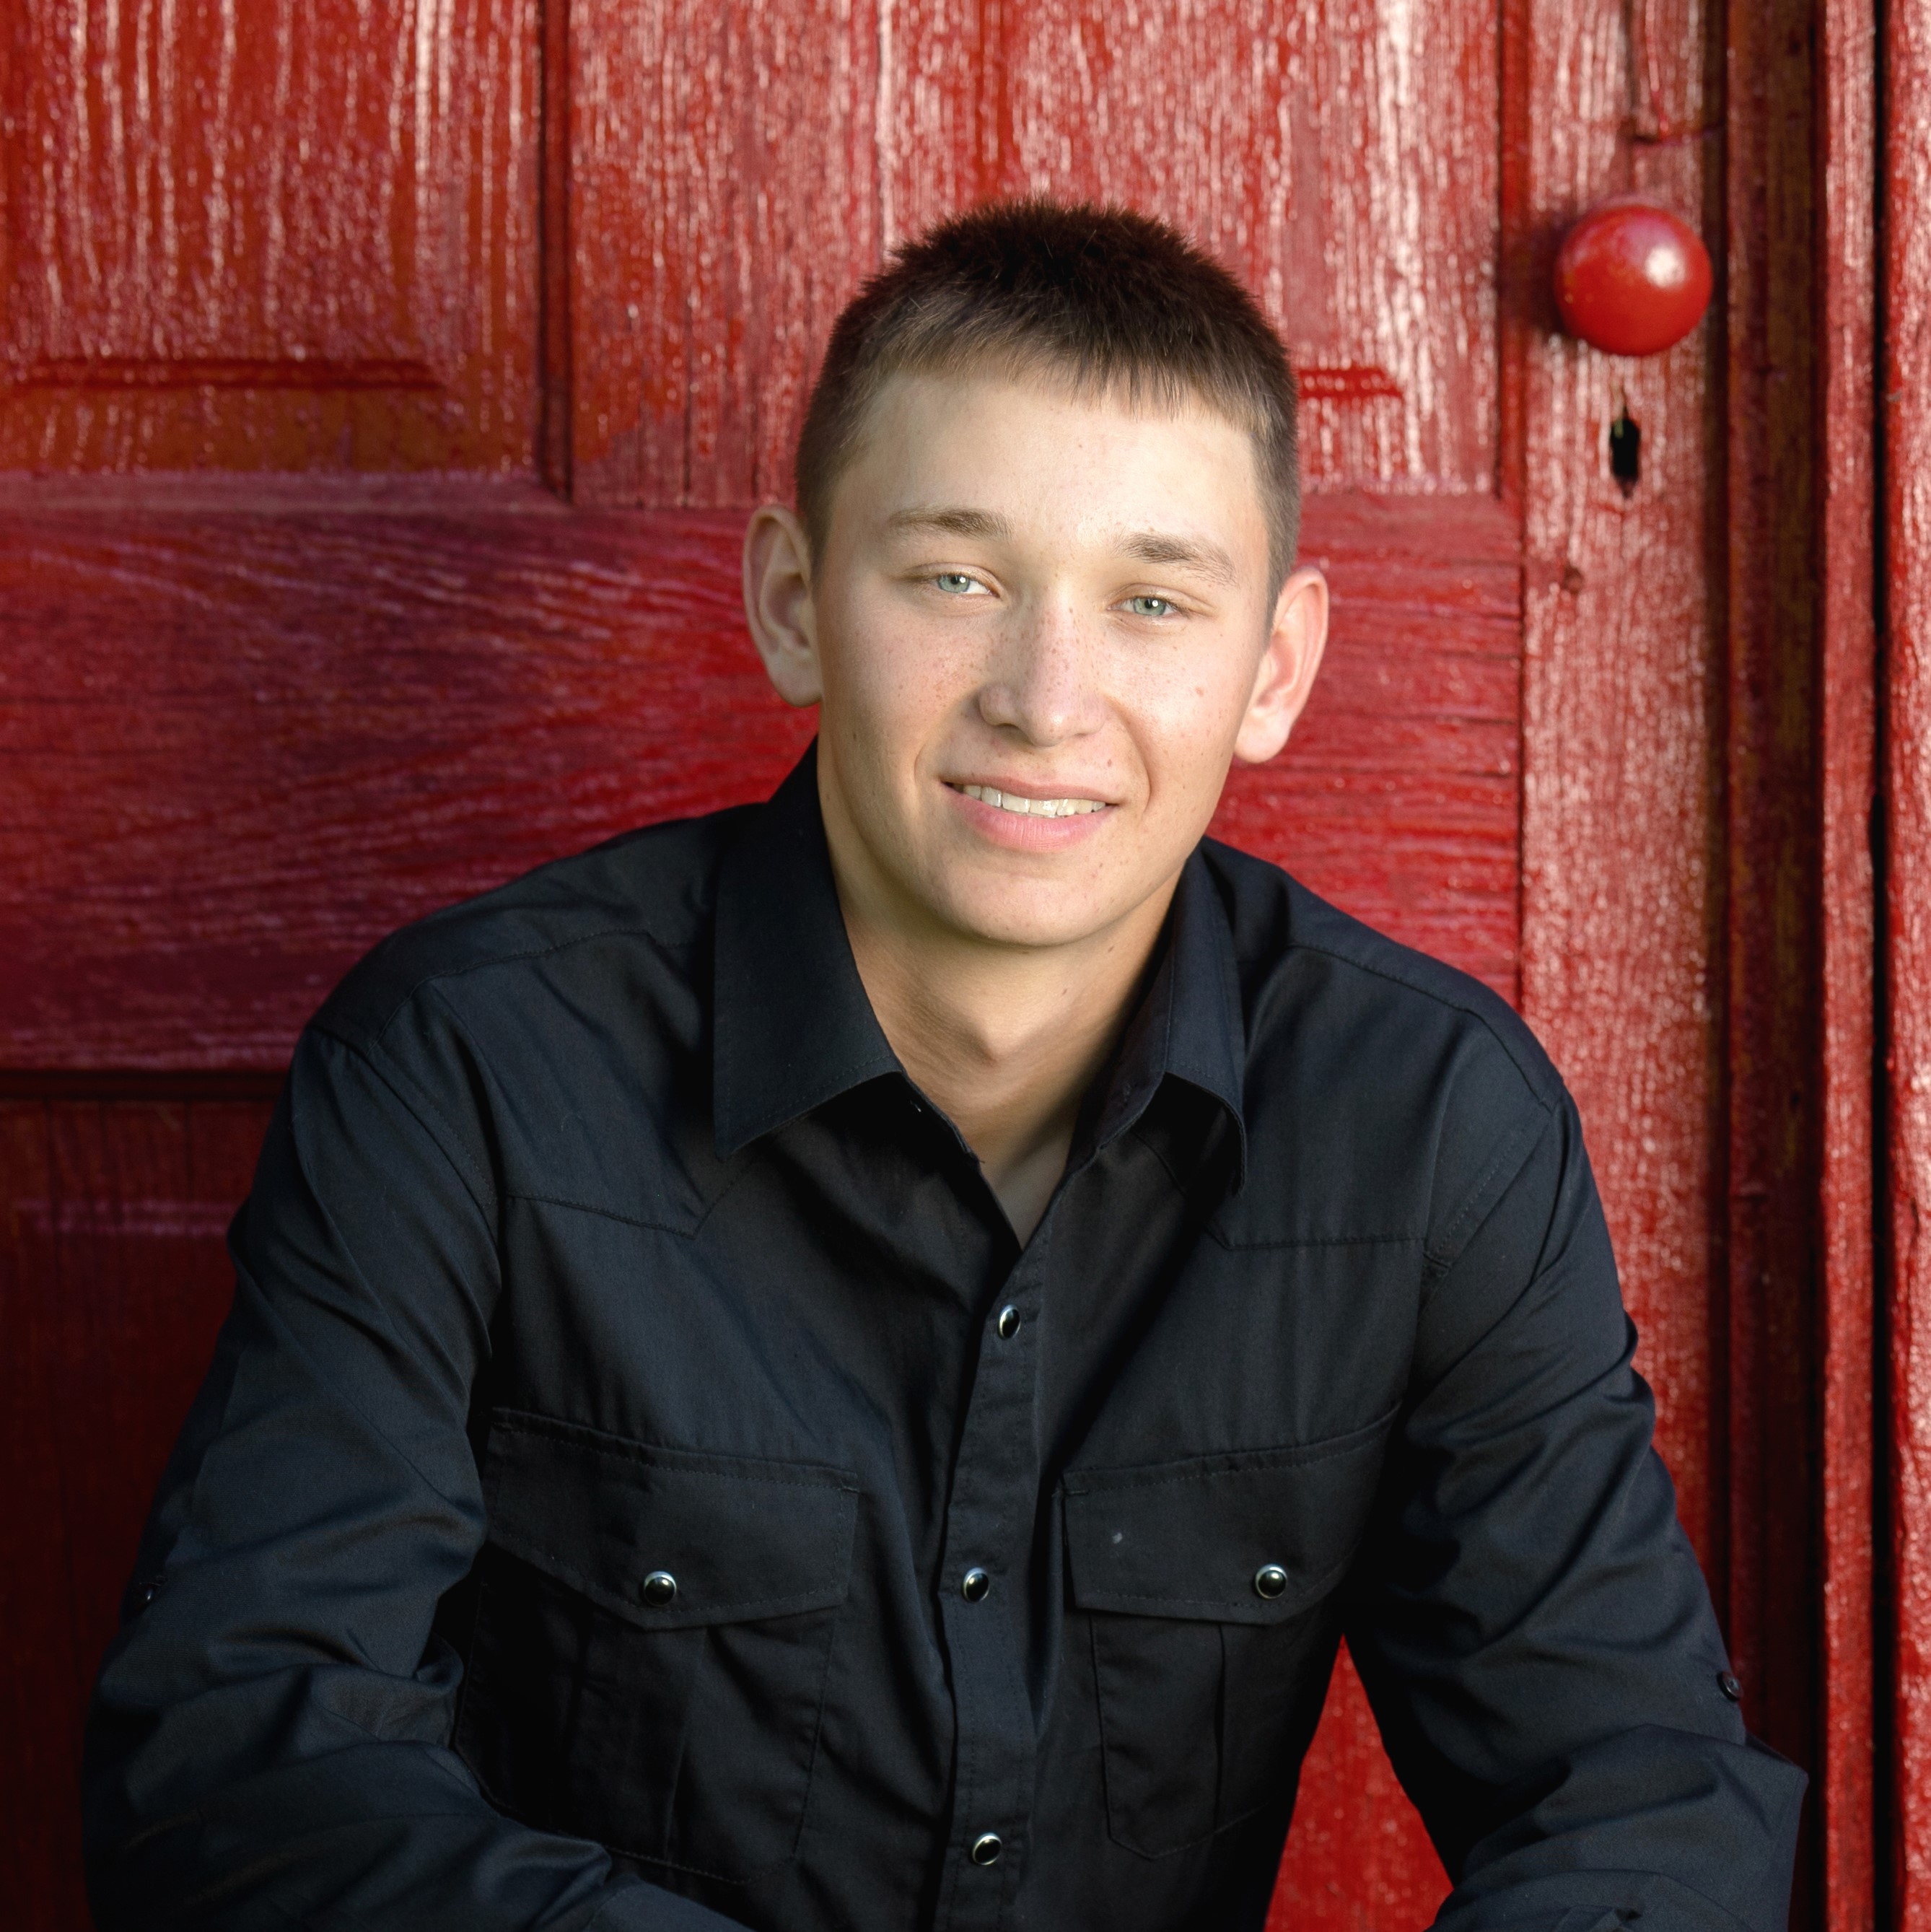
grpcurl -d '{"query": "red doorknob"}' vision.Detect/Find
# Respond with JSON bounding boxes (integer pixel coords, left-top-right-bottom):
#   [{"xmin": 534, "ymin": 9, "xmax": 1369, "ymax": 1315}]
[{"xmin": 1553, "ymin": 197, "xmax": 1712, "ymax": 356}]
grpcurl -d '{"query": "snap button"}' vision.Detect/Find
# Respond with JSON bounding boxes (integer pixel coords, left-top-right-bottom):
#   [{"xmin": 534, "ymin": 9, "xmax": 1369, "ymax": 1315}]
[
  {"xmin": 642, "ymin": 1570, "xmax": 678, "ymax": 1608},
  {"xmin": 997, "ymin": 1305, "xmax": 1021, "ymax": 1339},
  {"xmin": 961, "ymin": 1568, "xmax": 991, "ymax": 1602},
  {"xmin": 1253, "ymin": 1563, "xmax": 1289, "ymax": 1601},
  {"xmin": 136, "ymin": 1579, "xmax": 160, "ymax": 1609},
  {"xmin": 969, "ymin": 1832, "xmax": 1003, "ymax": 1866},
  {"xmin": 1717, "ymin": 1670, "xmax": 1743, "ymax": 1702}
]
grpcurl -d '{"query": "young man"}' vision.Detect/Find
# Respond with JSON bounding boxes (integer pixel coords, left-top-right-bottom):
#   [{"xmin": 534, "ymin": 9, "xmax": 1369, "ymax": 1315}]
[{"xmin": 85, "ymin": 204, "xmax": 1803, "ymax": 1932}]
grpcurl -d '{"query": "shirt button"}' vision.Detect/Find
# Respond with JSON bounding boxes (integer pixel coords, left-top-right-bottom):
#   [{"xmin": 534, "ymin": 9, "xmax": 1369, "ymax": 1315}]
[
  {"xmin": 969, "ymin": 1832, "xmax": 1003, "ymax": 1866},
  {"xmin": 1253, "ymin": 1563, "xmax": 1289, "ymax": 1600},
  {"xmin": 961, "ymin": 1568, "xmax": 991, "ymax": 1602},
  {"xmin": 1717, "ymin": 1670, "xmax": 1743, "ymax": 1702},
  {"xmin": 136, "ymin": 1580, "xmax": 160, "ymax": 1609},
  {"xmin": 997, "ymin": 1304, "xmax": 1021, "ymax": 1339},
  {"xmin": 642, "ymin": 1570, "xmax": 678, "ymax": 1608}
]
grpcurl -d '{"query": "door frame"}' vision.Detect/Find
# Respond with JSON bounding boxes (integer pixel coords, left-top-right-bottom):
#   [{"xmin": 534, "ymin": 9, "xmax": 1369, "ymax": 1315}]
[{"xmin": 1513, "ymin": 0, "xmax": 1881, "ymax": 1923}]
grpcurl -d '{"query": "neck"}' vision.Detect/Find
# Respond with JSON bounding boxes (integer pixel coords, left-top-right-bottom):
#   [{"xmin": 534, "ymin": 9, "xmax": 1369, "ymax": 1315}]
[{"xmin": 827, "ymin": 844, "xmax": 1175, "ymax": 1246}]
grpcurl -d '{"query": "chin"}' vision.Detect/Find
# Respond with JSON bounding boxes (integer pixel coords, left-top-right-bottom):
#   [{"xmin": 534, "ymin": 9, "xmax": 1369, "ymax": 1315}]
[{"xmin": 931, "ymin": 883, "xmax": 1118, "ymax": 950}]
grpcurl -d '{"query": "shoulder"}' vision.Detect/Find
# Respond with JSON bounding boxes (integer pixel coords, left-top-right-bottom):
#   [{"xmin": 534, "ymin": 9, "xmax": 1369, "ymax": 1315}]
[
  {"xmin": 1200, "ymin": 839, "xmax": 1567, "ymax": 1251},
  {"xmin": 1203, "ymin": 837, "xmax": 1559, "ymax": 1107},
  {"xmin": 313, "ymin": 805, "xmax": 756, "ymax": 1055}
]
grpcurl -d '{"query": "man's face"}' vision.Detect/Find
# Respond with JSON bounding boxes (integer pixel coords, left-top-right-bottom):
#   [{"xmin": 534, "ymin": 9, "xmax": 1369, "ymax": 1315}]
[{"xmin": 745, "ymin": 369, "xmax": 1328, "ymax": 952}]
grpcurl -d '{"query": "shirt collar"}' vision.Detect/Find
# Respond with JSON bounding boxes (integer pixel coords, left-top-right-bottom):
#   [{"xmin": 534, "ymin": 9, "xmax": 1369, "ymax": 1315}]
[
  {"xmin": 712, "ymin": 745, "xmax": 1249, "ymax": 1177},
  {"xmin": 1081, "ymin": 845, "xmax": 1251, "ymax": 1189},
  {"xmin": 712, "ymin": 746, "xmax": 903, "ymax": 1158}
]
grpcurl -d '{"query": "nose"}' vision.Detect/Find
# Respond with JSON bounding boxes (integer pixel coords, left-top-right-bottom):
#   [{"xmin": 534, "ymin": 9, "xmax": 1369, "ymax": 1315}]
[{"xmin": 976, "ymin": 593, "xmax": 1106, "ymax": 746}]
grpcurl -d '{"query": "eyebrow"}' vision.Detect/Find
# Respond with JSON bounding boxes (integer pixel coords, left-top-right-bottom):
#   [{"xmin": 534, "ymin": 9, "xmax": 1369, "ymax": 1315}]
[
  {"xmin": 1118, "ymin": 530, "xmax": 1239, "ymax": 586},
  {"xmin": 881, "ymin": 507, "xmax": 1240, "ymax": 587},
  {"xmin": 883, "ymin": 505, "xmax": 1014, "ymax": 541}
]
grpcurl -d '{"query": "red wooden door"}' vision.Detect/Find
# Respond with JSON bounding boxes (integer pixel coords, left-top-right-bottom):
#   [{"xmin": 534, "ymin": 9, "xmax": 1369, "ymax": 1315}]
[{"xmin": 1, "ymin": 1, "xmax": 1849, "ymax": 1928}]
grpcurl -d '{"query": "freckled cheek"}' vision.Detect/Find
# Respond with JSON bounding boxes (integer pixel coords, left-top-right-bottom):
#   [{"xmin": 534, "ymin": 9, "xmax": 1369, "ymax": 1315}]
[
  {"xmin": 1115, "ymin": 673, "xmax": 1253, "ymax": 812},
  {"xmin": 831, "ymin": 635, "xmax": 979, "ymax": 791}
]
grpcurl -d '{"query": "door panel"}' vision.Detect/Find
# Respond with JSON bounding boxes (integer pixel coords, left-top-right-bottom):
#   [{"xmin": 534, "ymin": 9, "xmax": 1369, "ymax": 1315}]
[
  {"xmin": 0, "ymin": 0, "xmax": 539, "ymax": 471},
  {"xmin": 0, "ymin": 0, "xmax": 1741, "ymax": 1926},
  {"xmin": 571, "ymin": 0, "xmax": 1497, "ymax": 504}
]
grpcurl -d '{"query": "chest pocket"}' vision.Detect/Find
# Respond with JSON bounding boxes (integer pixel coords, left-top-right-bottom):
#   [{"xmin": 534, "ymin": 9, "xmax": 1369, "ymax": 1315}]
[
  {"xmin": 454, "ymin": 1410, "xmax": 859, "ymax": 1882},
  {"xmin": 1063, "ymin": 1409, "xmax": 1396, "ymax": 1858}
]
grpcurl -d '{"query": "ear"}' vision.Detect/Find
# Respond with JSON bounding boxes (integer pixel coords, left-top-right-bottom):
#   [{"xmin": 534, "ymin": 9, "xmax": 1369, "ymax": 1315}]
[
  {"xmin": 1232, "ymin": 565, "xmax": 1329, "ymax": 765},
  {"xmin": 743, "ymin": 504, "xmax": 824, "ymax": 707}
]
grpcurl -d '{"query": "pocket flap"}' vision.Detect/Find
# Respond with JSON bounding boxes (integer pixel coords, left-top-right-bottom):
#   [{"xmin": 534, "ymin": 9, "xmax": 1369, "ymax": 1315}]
[
  {"xmin": 482, "ymin": 1409, "xmax": 860, "ymax": 1630},
  {"xmin": 1063, "ymin": 1411, "xmax": 1396, "ymax": 1625}
]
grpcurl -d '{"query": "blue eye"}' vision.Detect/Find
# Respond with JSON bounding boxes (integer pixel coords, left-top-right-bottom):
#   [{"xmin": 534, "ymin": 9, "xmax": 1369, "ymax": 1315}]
[
  {"xmin": 1126, "ymin": 595, "xmax": 1177, "ymax": 618},
  {"xmin": 934, "ymin": 572, "xmax": 981, "ymax": 595}
]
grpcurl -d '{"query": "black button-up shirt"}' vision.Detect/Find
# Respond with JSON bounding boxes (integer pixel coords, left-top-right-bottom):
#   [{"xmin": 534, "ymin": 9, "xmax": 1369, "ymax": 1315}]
[{"xmin": 84, "ymin": 751, "xmax": 1803, "ymax": 1932}]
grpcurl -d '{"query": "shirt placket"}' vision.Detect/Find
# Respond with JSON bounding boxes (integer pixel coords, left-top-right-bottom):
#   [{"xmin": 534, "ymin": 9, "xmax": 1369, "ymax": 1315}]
[{"xmin": 931, "ymin": 1227, "xmax": 1049, "ymax": 1932}]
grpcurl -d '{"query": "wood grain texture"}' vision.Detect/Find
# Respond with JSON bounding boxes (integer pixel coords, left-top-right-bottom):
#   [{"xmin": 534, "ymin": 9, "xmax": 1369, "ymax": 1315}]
[
  {"xmin": 568, "ymin": 0, "xmax": 882, "ymax": 507},
  {"xmin": 1264, "ymin": 1645, "xmax": 1448, "ymax": 1928},
  {"xmin": 1886, "ymin": 0, "xmax": 1931, "ymax": 1912},
  {"xmin": 9, "ymin": 1, "xmax": 1829, "ymax": 1925},
  {"xmin": 0, "ymin": 0, "xmax": 539, "ymax": 471},
  {"xmin": 0, "ymin": 489, "xmax": 1519, "ymax": 1072},
  {"xmin": 0, "ymin": 1090, "xmax": 273, "ymax": 1932},
  {"xmin": 1516, "ymin": 0, "xmax": 1722, "ymax": 1573},
  {"xmin": 568, "ymin": 0, "xmax": 1498, "ymax": 505},
  {"xmin": 1720, "ymin": 0, "xmax": 1844, "ymax": 1916},
  {"xmin": 1812, "ymin": 0, "xmax": 1878, "ymax": 1921}
]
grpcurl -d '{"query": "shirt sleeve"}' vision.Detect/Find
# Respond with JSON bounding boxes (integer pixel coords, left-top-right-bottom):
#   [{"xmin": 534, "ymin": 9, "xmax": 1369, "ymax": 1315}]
[
  {"xmin": 81, "ymin": 1020, "xmax": 750, "ymax": 1932},
  {"xmin": 1341, "ymin": 1085, "xmax": 1807, "ymax": 1932}
]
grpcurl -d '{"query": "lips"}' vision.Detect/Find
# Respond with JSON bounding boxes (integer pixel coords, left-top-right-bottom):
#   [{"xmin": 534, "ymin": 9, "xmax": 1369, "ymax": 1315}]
[{"xmin": 951, "ymin": 782, "xmax": 1108, "ymax": 819}]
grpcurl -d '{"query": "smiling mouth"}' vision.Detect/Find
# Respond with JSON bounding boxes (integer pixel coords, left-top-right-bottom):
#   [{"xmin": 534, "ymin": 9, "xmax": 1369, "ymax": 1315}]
[{"xmin": 952, "ymin": 782, "xmax": 1110, "ymax": 820}]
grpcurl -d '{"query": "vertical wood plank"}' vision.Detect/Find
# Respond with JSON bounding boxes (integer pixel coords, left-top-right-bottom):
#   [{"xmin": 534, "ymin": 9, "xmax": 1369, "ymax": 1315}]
[
  {"xmin": 569, "ymin": 0, "xmax": 883, "ymax": 505},
  {"xmin": 1814, "ymin": 0, "xmax": 1878, "ymax": 1919},
  {"xmin": 1720, "ymin": 0, "xmax": 1834, "ymax": 1909},
  {"xmin": 1518, "ymin": 0, "xmax": 1723, "ymax": 1571},
  {"xmin": 1885, "ymin": 0, "xmax": 1931, "ymax": 1911}
]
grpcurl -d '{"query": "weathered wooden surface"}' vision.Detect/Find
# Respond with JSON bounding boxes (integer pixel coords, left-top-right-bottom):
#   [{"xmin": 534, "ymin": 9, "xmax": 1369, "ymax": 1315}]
[
  {"xmin": 0, "ymin": 0, "xmax": 539, "ymax": 471},
  {"xmin": 0, "ymin": 1084, "xmax": 274, "ymax": 1932},
  {"xmin": 1816, "ymin": 118, "xmax": 1878, "ymax": 1932},
  {"xmin": 569, "ymin": 0, "xmax": 1499, "ymax": 504},
  {"xmin": 11, "ymin": 0, "xmax": 1862, "ymax": 1924},
  {"xmin": 0, "ymin": 489, "xmax": 1520, "ymax": 1071},
  {"xmin": 1721, "ymin": 0, "xmax": 1876, "ymax": 1922},
  {"xmin": 1516, "ymin": 0, "xmax": 1721, "ymax": 1569},
  {"xmin": 1798, "ymin": 0, "xmax": 1879, "ymax": 1920},
  {"xmin": 1888, "ymin": 0, "xmax": 1931, "ymax": 1914}
]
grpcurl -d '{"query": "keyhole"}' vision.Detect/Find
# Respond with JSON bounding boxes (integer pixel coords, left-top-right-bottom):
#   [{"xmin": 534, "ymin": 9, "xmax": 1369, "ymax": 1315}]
[{"xmin": 1609, "ymin": 405, "xmax": 1642, "ymax": 495}]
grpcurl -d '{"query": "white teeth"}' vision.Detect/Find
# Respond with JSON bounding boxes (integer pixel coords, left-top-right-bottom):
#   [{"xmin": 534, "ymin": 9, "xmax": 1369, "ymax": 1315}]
[{"xmin": 958, "ymin": 784, "xmax": 1105, "ymax": 818}]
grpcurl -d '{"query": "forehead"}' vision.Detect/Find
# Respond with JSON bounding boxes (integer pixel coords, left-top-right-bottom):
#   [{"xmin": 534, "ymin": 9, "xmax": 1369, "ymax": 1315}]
[{"xmin": 835, "ymin": 367, "xmax": 1271, "ymax": 556}]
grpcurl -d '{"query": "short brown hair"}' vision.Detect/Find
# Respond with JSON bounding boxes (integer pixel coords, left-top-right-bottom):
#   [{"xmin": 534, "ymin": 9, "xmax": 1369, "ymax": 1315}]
[{"xmin": 794, "ymin": 200, "xmax": 1301, "ymax": 588}]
